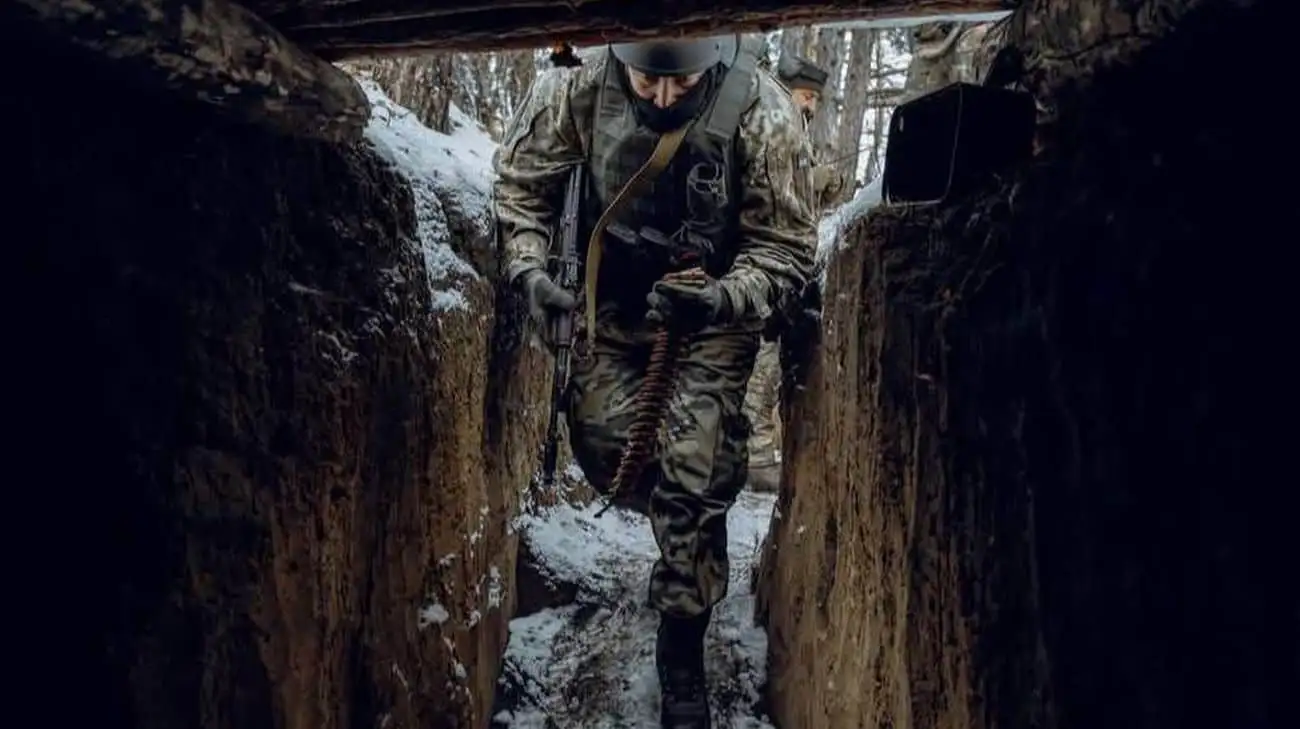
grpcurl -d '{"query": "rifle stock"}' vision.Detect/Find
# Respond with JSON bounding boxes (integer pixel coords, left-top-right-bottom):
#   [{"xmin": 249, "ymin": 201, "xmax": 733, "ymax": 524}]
[{"xmin": 538, "ymin": 164, "xmax": 584, "ymax": 489}]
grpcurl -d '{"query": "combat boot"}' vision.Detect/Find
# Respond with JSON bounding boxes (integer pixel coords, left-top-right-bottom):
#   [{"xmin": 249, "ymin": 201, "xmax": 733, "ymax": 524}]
[{"xmin": 656, "ymin": 608, "xmax": 712, "ymax": 729}]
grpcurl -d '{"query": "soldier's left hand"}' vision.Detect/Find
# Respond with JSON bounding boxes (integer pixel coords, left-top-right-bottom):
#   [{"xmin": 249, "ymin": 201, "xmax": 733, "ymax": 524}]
[{"xmin": 645, "ymin": 275, "xmax": 732, "ymax": 329}]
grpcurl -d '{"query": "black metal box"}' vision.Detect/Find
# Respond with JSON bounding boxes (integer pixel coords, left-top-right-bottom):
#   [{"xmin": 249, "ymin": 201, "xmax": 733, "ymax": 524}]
[{"xmin": 882, "ymin": 82, "xmax": 1036, "ymax": 204}]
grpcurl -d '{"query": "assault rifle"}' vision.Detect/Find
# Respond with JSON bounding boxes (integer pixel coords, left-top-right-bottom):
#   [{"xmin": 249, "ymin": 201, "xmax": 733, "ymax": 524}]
[{"xmin": 537, "ymin": 163, "xmax": 584, "ymax": 489}]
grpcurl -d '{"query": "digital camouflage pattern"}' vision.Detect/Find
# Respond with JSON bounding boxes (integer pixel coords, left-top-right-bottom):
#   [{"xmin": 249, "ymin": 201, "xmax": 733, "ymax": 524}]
[
  {"xmin": 812, "ymin": 157, "xmax": 846, "ymax": 211},
  {"xmin": 496, "ymin": 52, "xmax": 816, "ymax": 322},
  {"xmin": 741, "ymin": 338, "xmax": 782, "ymax": 491},
  {"xmin": 567, "ymin": 300, "xmax": 760, "ymax": 615},
  {"xmin": 773, "ymin": 55, "xmax": 844, "ymax": 213},
  {"xmin": 741, "ymin": 82, "xmax": 841, "ymax": 486},
  {"xmin": 493, "ymin": 51, "xmax": 817, "ymax": 617}
]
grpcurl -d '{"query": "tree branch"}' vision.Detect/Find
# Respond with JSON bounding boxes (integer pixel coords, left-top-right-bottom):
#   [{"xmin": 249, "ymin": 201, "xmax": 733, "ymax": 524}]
[{"xmin": 866, "ymin": 87, "xmax": 909, "ymax": 105}]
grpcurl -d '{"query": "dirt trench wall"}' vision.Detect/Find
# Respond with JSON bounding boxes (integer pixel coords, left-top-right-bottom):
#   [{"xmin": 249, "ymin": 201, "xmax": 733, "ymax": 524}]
[
  {"xmin": 8, "ymin": 25, "xmax": 547, "ymax": 729},
  {"xmin": 758, "ymin": 2, "xmax": 1294, "ymax": 728}
]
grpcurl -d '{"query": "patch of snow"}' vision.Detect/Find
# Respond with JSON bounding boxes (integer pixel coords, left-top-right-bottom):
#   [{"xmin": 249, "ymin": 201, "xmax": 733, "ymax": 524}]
[
  {"xmin": 564, "ymin": 462, "xmax": 586, "ymax": 482},
  {"xmin": 488, "ymin": 566, "xmax": 504, "ymax": 609},
  {"xmin": 519, "ymin": 499, "xmax": 662, "ymax": 604},
  {"xmin": 467, "ymin": 504, "xmax": 488, "ymax": 546},
  {"xmin": 359, "ymin": 79, "xmax": 496, "ymax": 314},
  {"xmin": 496, "ymin": 492, "xmax": 778, "ymax": 728},
  {"xmin": 816, "ymin": 173, "xmax": 885, "ymax": 287},
  {"xmin": 418, "ymin": 602, "xmax": 451, "ymax": 629}
]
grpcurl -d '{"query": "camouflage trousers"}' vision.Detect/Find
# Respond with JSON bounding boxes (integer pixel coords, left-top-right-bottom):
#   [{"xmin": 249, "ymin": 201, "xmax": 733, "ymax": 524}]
[
  {"xmin": 741, "ymin": 339, "xmax": 782, "ymax": 470},
  {"xmin": 566, "ymin": 303, "xmax": 760, "ymax": 617}
]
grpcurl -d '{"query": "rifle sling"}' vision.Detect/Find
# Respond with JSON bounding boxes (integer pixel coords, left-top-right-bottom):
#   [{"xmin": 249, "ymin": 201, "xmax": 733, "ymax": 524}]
[{"xmin": 582, "ymin": 125, "xmax": 689, "ymax": 349}]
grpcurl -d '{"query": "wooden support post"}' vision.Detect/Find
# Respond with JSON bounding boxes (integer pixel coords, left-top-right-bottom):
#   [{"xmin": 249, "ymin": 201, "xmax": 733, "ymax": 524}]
[{"xmin": 251, "ymin": 0, "xmax": 1013, "ymax": 58}]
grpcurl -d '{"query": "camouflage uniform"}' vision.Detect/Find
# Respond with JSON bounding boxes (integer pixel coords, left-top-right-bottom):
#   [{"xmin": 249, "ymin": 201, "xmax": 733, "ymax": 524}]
[
  {"xmin": 740, "ymin": 55, "xmax": 839, "ymax": 492},
  {"xmin": 812, "ymin": 157, "xmax": 846, "ymax": 211},
  {"xmin": 741, "ymin": 337, "xmax": 783, "ymax": 484},
  {"xmin": 494, "ymin": 46, "xmax": 817, "ymax": 618}
]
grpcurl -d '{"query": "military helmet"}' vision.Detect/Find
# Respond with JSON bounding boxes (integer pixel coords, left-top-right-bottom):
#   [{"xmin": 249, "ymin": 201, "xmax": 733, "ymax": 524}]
[
  {"xmin": 776, "ymin": 54, "xmax": 830, "ymax": 93},
  {"xmin": 610, "ymin": 35, "xmax": 730, "ymax": 76}
]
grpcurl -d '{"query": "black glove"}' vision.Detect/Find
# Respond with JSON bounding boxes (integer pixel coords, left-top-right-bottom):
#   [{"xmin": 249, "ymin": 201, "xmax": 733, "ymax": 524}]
[
  {"xmin": 520, "ymin": 269, "xmax": 576, "ymax": 342},
  {"xmin": 763, "ymin": 278, "xmax": 821, "ymax": 342},
  {"xmin": 645, "ymin": 275, "xmax": 732, "ymax": 330}
]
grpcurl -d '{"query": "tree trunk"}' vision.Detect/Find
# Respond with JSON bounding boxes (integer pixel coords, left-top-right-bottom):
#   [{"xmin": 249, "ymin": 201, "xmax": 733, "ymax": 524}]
[
  {"xmin": 347, "ymin": 55, "xmax": 456, "ymax": 133},
  {"xmin": 503, "ymin": 50, "xmax": 538, "ymax": 118},
  {"xmin": 779, "ymin": 26, "xmax": 811, "ymax": 59},
  {"xmin": 450, "ymin": 54, "xmax": 484, "ymax": 127},
  {"xmin": 831, "ymin": 30, "xmax": 876, "ymax": 199},
  {"xmin": 346, "ymin": 50, "xmax": 536, "ymax": 141},
  {"xmin": 863, "ymin": 38, "xmax": 889, "ymax": 182},
  {"xmin": 807, "ymin": 28, "xmax": 848, "ymax": 157}
]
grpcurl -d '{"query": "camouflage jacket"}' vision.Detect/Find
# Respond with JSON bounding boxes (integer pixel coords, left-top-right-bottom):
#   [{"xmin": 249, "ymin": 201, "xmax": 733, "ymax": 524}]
[
  {"xmin": 812, "ymin": 153, "xmax": 846, "ymax": 212},
  {"xmin": 771, "ymin": 77, "xmax": 844, "ymax": 213},
  {"xmin": 492, "ymin": 52, "xmax": 818, "ymax": 324}
]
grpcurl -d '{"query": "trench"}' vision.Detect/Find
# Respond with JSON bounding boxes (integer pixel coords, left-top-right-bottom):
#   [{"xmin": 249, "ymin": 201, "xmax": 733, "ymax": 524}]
[{"xmin": 7, "ymin": 1, "xmax": 1294, "ymax": 728}]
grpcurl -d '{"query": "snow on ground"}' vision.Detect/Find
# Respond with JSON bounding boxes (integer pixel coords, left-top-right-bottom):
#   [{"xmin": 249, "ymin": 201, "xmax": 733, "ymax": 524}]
[
  {"xmin": 495, "ymin": 491, "xmax": 779, "ymax": 729},
  {"xmin": 817, "ymin": 174, "xmax": 885, "ymax": 286},
  {"xmin": 359, "ymin": 79, "xmax": 497, "ymax": 313}
]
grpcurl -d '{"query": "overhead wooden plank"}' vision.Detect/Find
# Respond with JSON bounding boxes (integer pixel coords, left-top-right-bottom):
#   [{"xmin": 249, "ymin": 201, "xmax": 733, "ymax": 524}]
[
  {"xmin": 11, "ymin": 0, "xmax": 370, "ymax": 144},
  {"xmin": 253, "ymin": 0, "xmax": 1013, "ymax": 58}
]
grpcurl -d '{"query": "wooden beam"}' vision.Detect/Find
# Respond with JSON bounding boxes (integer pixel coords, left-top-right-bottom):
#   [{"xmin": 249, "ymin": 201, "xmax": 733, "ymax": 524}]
[
  {"xmin": 11, "ymin": 0, "xmax": 370, "ymax": 144},
  {"xmin": 253, "ymin": 0, "xmax": 1014, "ymax": 58}
]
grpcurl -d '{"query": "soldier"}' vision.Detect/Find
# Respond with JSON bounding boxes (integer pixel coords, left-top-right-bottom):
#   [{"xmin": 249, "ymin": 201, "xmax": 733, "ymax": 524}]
[
  {"xmin": 741, "ymin": 53, "xmax": 839, "ymax": 493},
  {"xmin": 776, "ymin": 53, "xmax": 826, "ymax": 123},
  {"xmin": 493, "ymin": 34, "xmax": 816, "ymax": 729},
  {"xmin": 775, "ymin": 53, "xmax": 845, "ymax": 208}
]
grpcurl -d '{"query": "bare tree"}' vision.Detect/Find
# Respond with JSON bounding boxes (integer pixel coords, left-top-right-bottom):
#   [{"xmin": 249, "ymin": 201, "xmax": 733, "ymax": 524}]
[
  {"xmin": 756, "ymin": 31, "xmax": 781, "ymax": 72},
  {"xmin": 862, "ymin": 37, "xmax": 891, "ymax": 182},
  {"xmin": 829, "ymin": 30, "xmax": 875, "ymax": 201},
  {"xmin": 345, "ymin": 54, "xmax": 458, "ymax": 133},
  {"xmin": 450, "ymin": 53, "xmax": 489, "ymax": 125},
  {"xmin": 779, "ymin": 26, "xmax": 810, "ymax": 59},
  {"xmin": 502, "ymin": 50, "xmax": 538, "ymax": 116},
  {"xmin": 902, "ymin": 20, "xmax": 1002, "ymax": 100},
  {"xmin": 344, "ymin": 48, "xmax": 544, "ymax": 139},
  {"xmin": 804, "ymin": 28, "xmax": 847, "ymax": 158}
]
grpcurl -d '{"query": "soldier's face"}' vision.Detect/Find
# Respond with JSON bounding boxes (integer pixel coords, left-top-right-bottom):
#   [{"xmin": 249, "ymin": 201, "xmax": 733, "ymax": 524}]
[
  {"xmin": 626, "ymin": 68, "xmax": 706, "ymax": 109},
  {"xmin": 791, "ymin": 88, "xmax": 821, "ymax": 119}
]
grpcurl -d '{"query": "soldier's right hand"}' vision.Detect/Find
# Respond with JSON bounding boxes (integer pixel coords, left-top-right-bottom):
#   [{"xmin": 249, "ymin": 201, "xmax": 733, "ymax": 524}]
[{"xmin": 520, "ymin": 269, "xmax": 577, "ymax": 335}]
